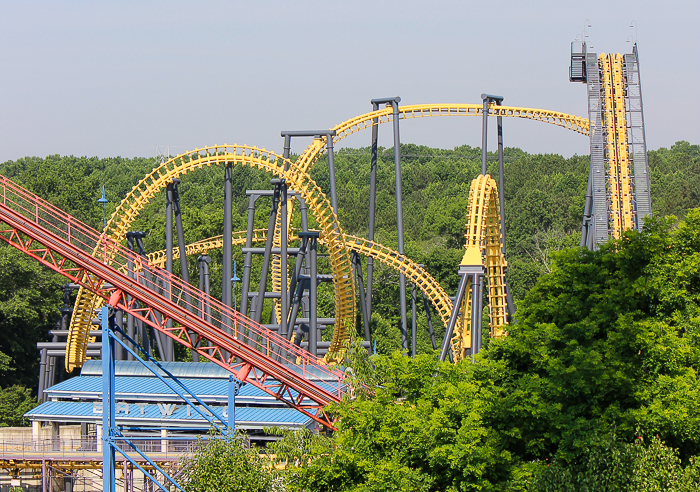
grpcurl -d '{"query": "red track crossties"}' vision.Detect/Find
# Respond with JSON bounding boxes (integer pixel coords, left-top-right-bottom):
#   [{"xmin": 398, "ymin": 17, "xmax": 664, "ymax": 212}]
[{"xmin": 0, "ymin": 175, "xmax": 346, "ymax": 430}]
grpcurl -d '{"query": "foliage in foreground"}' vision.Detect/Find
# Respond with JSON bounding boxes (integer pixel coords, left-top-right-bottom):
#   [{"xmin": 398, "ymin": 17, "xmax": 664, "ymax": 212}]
[
  {"xmin": 262, "ymin": 209, "xmax": 700, "ymax": 491},
  {"xmin": 180, "ymin": 432, "xmax": 280, "ymax": 492}
]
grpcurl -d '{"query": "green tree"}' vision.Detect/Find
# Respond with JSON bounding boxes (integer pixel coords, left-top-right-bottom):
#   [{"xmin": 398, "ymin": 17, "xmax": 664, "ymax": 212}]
[
  {"xmin": 180, "ymin": 433, "xmax": 278, "ymax": 492},
  {"xmin": 0, "ymin": 385, "xmax": 37, "ymax": 427}
]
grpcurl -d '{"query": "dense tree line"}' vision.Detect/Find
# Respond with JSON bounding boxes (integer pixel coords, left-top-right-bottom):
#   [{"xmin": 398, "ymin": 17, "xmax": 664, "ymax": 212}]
[
  {"xmin": 184, "ymin": 208, "xmax": 700, "ymax": 491},
  {"xmin": 0, "ymin": 141, "xmax": 697, "ymax": 432}
]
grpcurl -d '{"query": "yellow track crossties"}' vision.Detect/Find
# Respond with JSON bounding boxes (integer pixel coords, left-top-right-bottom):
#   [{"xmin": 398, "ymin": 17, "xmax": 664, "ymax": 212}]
[
  {"xmin": 66, "ymin": 146, "xmax": 355, "ymax": 371},
  {"xmin": 147, "ymin": 230, "xmax": 456, "ymax": 340},
  {"xmin": 295, "ymin": 104, "xmax": 590, "ymax": 177},
  {"xmin": 600, "ymin": 53, "xmax": 635, "ymax": 238},
  {"xmin": 451, "ymin": 174, "xmax": 508, "ymax": 362}
]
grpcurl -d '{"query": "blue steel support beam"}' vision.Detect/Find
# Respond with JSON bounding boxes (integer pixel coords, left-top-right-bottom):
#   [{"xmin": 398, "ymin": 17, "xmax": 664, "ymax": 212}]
[{"xmin": 101, "ymin": 306, "xmax": 115, "ymax": 492}]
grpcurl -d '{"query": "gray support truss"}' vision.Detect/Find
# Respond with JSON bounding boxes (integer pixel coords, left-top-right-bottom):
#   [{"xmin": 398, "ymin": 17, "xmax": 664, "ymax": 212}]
[
  {"xmin": 624, "ymin": 44, "xmax": 652, "ymax": 224},
  {"xmin": 585, "ymin": 51, "xmax": 609, "ymax": 246}
]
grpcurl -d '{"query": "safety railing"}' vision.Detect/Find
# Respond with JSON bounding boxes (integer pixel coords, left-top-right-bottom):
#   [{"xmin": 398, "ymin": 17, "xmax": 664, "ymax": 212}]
[
  {"xmin": 0, "ymin": 175, "xmax": 346, "ymax": 403},
  {"xmin": 0, "ymin": 437, "xmax": 200, "ymax": 460}
]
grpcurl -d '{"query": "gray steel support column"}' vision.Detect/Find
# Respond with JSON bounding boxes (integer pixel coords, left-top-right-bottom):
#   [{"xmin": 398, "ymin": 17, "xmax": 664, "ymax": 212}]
[
  {"xmin": 366, "ymin": 102, "xmax": 379, "ymax": 323},
  {"xmin": 134, "ymin": 235, "xmax": 159, "ymax": 360},
  {"xmin": 114, "ymin": 311, "xmax": 123, "ymax": 361},
  {"xmin": 327, "ymin": 135, "xmax": 338, "ymax": 214},
  {"xmin": 481, "ymin": 98, "xmax": 489, "ymax": 175},
  {"xmin": 390, "ymin": 98, "xmax": 408, "ymax": 352},
  {"xmin": 470, "ymin": 274, "xmax": 480, "ymax": 359},
  {"xmin": 38, "ymin": 348, "xmax": 47, "ymax": 402},
  {"xmin": 411, "ymin": 283, "xmax": 417, "ymax": 358},
  {"xmin": 439, "ymin": 271, "xmax": 470, "ymax": 362},
  {"xmin": 495, "ymin": 103, "xmax": 516, "ymax": 318},
  {"xmin": 352, "ymin": 251, "xmax": 371, "ymax": 343},
  {"xmin": 165, "ymin": 183, "xmax": 174, "ymax": 361},
  {"xmin": 222, "ymin": 163, "xmax": 233, "ymax": 319},
  {"xmin": 126, "ymin": 236, "xmax": 135, "ymax": 361},
  {"xmin": 309, "ymin": 233, "xmax": 318, "ymax": 357},
  {"xmin": 497, "ymin": 112, "xmax": 506, "ymax": 243},
  {"xmin": 474, "ymin": 274, "xmax": 484, "ymax": 355},
  {"xmin": 422, "ymin": 292, "xmax": 437, "ymax": 350},
  {"xmin": 239, "ymin": 194, "xmax": 258, "ymax": 318},
  {"xmin": 581, "ymin": 165, "xmax": 594, "ymax": 247},
  {"xmin": 287, "ymin": 237, "xmax": 308, "ymax": 338},
  {"xmin": 172, "ymin": 180, "xmax": 198, "ymax": 361},
  {"xmin": 280, "ymin": 182, "xmax": 289, "ymax": 338},
  {"xmin": 197, "ymin": 256, "xmax": 211, "ymax": 352},
  {"xmin": 253, "ymin": 183, "xmax": 281, "ymax": 324}
]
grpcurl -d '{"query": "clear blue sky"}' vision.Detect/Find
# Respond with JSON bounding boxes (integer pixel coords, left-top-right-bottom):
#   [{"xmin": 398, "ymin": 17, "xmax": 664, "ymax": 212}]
[{"xmin": 0, "ymin": 0, "xmax": 697, "ymax": 162}]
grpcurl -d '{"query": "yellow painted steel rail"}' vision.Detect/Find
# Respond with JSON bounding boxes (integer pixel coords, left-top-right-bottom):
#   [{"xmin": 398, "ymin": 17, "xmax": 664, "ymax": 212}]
[
  {"xmin": 68, "ymin": 103, "xmax": 591, "ymax": 369},
  {"xmin": 146, "ymin": 230, "xmax": 457, "ymax": 338},
  {"xmin": 295, "ymin": 104, "xmax": 590, "ymax": 175},
  {"xmin": 66, "ymin": 146, "xmax": 356, "ymax": 371},
  {"xmin": 452, "ymin": 174, "xmax": 508, "ymax": 362}
]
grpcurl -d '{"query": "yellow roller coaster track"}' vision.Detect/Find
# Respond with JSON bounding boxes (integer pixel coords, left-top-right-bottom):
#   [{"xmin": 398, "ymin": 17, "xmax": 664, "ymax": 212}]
[
  {"xmin": 68, "ymin": 103, "xmax": 590, "ymax": 370},
  {"xmin": 146, "ymin": 174, "xmax": 508, "ymax": 364},
  {"xmin": 452, "ymin": 174, "xmax": 508, "ymax": 362},
  {"xmin": 294, "ymin": 104, "xmax": 590, "ymax": 175},
  {"xmin": 600, "ymin": 53, "xmax": 634, "ymax": 238},
  {"xmin": 146, "ymin": 229, "xmax": 456, "ymax": 336},
  {"xmin": 66, "ymin": 146, "xmax": 355, "ymax": 371}
]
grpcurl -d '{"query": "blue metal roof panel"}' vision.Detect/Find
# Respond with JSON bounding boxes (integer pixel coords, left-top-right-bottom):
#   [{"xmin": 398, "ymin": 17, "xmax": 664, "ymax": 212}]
[
  {"xmin": 45, "ymin": 376, "xmax": 279, "ymax": 405},
  {"xmin": 26, "ymin": 401, "xmax": 312, "ymax": 429},
  {"xmin": 81, "ymin": 360, "xmax": 233, "ymax": 379}
]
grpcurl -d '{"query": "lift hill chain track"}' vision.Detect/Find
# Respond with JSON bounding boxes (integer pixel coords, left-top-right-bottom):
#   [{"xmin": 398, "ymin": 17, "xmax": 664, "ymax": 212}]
[{"xmin": 0, "ymin": 175, "xmax": 346, "ymax": 430}]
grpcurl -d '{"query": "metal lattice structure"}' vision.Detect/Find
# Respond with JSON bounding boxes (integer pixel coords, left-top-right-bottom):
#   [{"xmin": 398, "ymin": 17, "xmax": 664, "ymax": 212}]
[
  {"xmin": 61, "ymin": 102, "xmax": 594, "ymax": 371},
  {"xmin": 578, "ymin": 43, "xmax": 651, "ymax": 247},
  {"xmin": 0, "ymin": 174, "xmax": 346, "ymax": 430}
]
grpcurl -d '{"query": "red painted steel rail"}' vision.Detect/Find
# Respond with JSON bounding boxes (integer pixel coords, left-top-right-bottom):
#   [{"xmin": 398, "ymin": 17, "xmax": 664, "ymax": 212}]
[{"xmin": 0, "ymin": 175, "xmax": 346, "ymax": 429}]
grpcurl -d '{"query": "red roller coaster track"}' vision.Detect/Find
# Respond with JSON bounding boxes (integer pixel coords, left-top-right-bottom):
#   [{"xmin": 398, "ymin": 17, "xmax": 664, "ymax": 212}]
[{"xmin": 0, "ymin": 175, "xmax": 345, "ymax": 430}]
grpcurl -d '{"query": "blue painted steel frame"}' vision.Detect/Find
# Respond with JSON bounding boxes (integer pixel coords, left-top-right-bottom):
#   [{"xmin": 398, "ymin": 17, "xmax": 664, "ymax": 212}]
[{"xmin": 100, "ymin": 306, "xmax": 243, "ymax": 492}]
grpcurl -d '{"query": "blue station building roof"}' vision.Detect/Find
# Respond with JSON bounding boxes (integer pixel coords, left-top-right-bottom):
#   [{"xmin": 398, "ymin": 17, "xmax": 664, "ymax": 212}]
[{"xmin": 27, "ymin": 360, "xmax": 316, "ymax": 431}]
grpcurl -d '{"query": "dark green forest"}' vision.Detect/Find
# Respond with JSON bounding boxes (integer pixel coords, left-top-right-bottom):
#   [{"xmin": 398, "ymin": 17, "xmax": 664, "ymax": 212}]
[{"xmin": 0, "ymin": 141, "xmax": 699, "ymax": 489}]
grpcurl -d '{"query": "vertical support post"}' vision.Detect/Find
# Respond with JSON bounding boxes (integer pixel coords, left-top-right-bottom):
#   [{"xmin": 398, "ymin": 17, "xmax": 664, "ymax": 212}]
[
  {"xmin": 287, "ymin": 237, "xmax": 309, "ymax": 339},
  {"xmin": 165, "ymin": 184, "xmax": 174, "ymax": 361},
  {"xmin": 422, "ymin": 291, "xmax": 437, "ymax": 350},
  {"xmin": 114, "ymin": 310, "xmax": 123, "ymax": 361},
  {"xmin": 172, "ymin": 180, "xmax": 198, "ymax": 361},
  {"xmin": 389, "ymin": 97, "xmax": 408, "ymax": 352},
  {"xmin": 253, "ymin": 182, "xmax": 281, "ymax": 324},
  {"xmin": 101, "ymin": 306, "xmax": 115, "ymax": 492},
  {"xmin": 222, "ymin": 163, "xmax": 233, "ymax": 326},
  {"xmin": 411, "ymin": 282, "xmax": 417, "ymax": 358},
  {"xmin": 239, "ymin": 194, "xmax": 258, "ymax": 318},
  {"xmin": 308, "ymin": 233, "xmax": 319, "ymax": 357},
  {"xmin": 38, "ymin": 348, "xmax": 47, "ymax": 402},
  {"xmin": 495, "ymin": 102, "xmax": 515, "ymax": 318},
  {"xmin": 366, "ymin": 101, "xmax": 380, "ymax": 324},
  {"xmin": 42, "ymin": 460, "xmax": 47, "ymax": 492},
  {"xmin": 327, "ymin": 134, "xmax": 339, "ymax": 215},
  {"xmin": 439, "ymin": 271, "xmax": 470, "ymax": 362},
  {"xmin": 581, "ymin": 163, "xmax": 594, "ymax": 247},
  {"xmin": 126, "ymin": 237, "xmax": 135, "ymax": 361},
  {"xmin": 352, "ymin": 252, "xmax": 371, "ymax": 343},
  {"xmin": 481, "ymin": 97, "xmax": 489, "ymax": 175},
  {"xmin": 480, "ymin": 93, "xmax": 504, "ymax": 176},
  {"xmin": 227, "ymin": 376, "xmax": 237, "ymax": 434},
  {"xmin": 280, "ymin": 182, "xmax": 288, "ymax": 338},
  {"xmin": 474, "ymin": 274, "xmax": 484, "ymax": 356}
]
